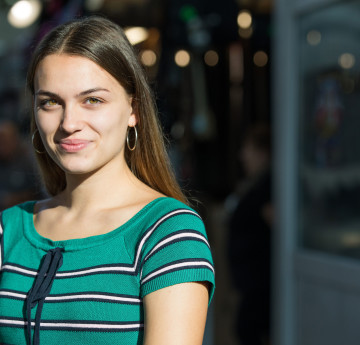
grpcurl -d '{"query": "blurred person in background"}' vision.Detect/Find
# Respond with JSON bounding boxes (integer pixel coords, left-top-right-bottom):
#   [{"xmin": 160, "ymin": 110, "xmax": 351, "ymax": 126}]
[
  {"xmin": 0, "ymin": 16, "xmax": 214, "ymax": 345},
  {"xmin": 0, "ymin": 120, "xmax": 38, "ymax": 210},
  {"xmin": 226, "ymin": 123, "xmax": 273, "ymax": 345}
]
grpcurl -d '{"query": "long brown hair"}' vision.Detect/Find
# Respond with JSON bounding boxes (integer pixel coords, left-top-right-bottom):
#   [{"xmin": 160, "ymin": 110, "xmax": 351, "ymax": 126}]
[{"xmin": 27, "ymin": 16, "xmax": 187, "ymax": 204}]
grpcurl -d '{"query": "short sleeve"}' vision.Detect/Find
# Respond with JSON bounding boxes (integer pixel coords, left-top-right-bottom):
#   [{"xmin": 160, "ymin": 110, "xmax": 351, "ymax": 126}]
[{"xmin": 139, "ymin": 207, "xmax": 215, "ymax": 303}]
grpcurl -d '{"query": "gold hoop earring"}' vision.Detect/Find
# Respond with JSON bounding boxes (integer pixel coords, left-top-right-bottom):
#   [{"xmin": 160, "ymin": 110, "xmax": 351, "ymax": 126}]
[
  {"xmin": 31, "ymin": 129, "xmax": 45, "ymax": 154},
  {"xmin": 126, "ymin": 126, "xmax": 137, "ymax": 151}
]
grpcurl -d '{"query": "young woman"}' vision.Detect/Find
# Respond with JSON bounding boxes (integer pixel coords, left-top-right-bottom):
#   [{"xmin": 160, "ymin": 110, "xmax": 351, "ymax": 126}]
[{"xmin": 0, "ymin": 16, "xmax": 215, "ymax": 345}]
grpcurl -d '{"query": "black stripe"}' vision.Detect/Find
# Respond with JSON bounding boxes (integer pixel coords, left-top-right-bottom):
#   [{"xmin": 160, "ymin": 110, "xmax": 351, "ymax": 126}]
[
  {"xmin": 145, "ymin": 257, "xmax": 214, "ymax": 274},
  {"xmin": 0, "ymin": 289, "xmax": 142, "ymax": 304},
  {"xmin": 135, "ymin": 210, "xmax": 201, "ymax": 251},
  {"xmin": 0, "ymin": 289, "xmax": 25, "ymax": 301},
  {"xmin": 0, "ymin": 316, "xmax": 23, "ymax": 321},
  {"xmin": 39, "ymin": 325, "xmax": 144, "ymax": 332},
  {"xmin": 0, "ymin": 295, "xmax": 24, "ymax": 302},
  {"xmin": 0, "ymin": 323, "xmax": 24, "ymax": 330},
  {"xmin": 143, "ymin": 230, "xmax": 210, "ymax": 264},
  {"xmin": 40, "ymin": 319, "xmax": 142, "ymax": 325},
  {"xmin": 1, "ymin": 266, "xmax": 137, "ymax": 279},
  {"xmin": 1, "ymin": 265, "xmax": 36, "ymax": 278},
  {"xmin": 1, "ymin": 316, "xmax": 143, "ymax": 324},
  {"xmin": 133, "ymin": 209, "xmax": 201, "ymax": 273},
  {"xmin": 0, "ymin": 317, "xmax": 144, "ymax": 332},
  {"xmin": 58, "ymin": 262, "xmax": 133, "ymax": 272},
  {"xmin": 150, "ymin": 229, "xmax": 208, "ymax": 244},
  {"xmin": 45, "ymin": 291, "xmax": 141, "ymax": 305},
  {"xmin": 2, "ymin": 262, "xmax": 37, "ymax": 272},
  {"xmin": 142, "ymin": 265, "xmax": 214, "ymax": 285},
  {"xmin": 3, "ymin": 262, "xmax": 133, "ymax": 273},
  {"xmin": 2, "ymin": 262, "xmax": 135, "ymax": 279},
  {"xmin": 141, "ymin": 258, "xmax": 214, "ymax": 284},
  {"xmin": 55, "ymin": 269, "xmax": 137, "ymax": 279},
  {"xmin": 46, "ymin": 291, "xmax": 140, "ymax": 299}
]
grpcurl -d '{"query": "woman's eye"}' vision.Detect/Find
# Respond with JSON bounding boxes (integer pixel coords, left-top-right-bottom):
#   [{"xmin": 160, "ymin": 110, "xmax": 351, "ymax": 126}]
[
  {"xmin": 85, "ymin": 97, "xmax": 102, "ymax": 105},
  {"xmin": 40, "ymin": 99, "xmax": 58, "ymax": 107}
]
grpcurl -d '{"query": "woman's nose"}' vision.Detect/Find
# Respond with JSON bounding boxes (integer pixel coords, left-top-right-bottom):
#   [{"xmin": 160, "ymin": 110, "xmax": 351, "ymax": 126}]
[{"xmin": 60, "ymin": 106, "xmax": 83, "ymax": 133}]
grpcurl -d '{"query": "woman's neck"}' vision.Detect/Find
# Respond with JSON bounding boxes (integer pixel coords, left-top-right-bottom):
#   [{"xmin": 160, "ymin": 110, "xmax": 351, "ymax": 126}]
[{"xmin": 58, "ymin": 161, "xmax": 140, "ymax": 212}]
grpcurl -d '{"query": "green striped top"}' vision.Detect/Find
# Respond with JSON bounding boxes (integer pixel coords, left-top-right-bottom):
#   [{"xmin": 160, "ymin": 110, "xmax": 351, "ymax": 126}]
[{"xmin": 0, "ymin": 197, "xmax": 215, "ymax": 344}]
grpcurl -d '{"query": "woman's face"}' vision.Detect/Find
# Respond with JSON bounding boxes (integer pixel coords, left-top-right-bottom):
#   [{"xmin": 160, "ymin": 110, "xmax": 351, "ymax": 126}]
[{"xmin": 33, "ymin": 54, "xmax": 136, "ymax": 175}]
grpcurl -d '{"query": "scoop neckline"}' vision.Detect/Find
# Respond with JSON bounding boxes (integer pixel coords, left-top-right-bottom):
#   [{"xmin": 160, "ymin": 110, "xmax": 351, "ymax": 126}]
[{"xmin": 23, "ymin": 197, "xmax": 169, "ymax": 251}]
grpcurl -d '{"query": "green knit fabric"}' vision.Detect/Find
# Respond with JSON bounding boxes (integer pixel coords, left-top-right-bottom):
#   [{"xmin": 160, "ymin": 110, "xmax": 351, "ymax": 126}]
[{"xmin": 0, "ymin": 197, "xmax": 215, "ymax": 344}]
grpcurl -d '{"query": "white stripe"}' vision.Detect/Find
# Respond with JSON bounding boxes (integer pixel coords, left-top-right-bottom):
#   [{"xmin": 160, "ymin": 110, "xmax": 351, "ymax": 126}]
[
  {"xmin": 0, "ymin": 291, "xmax": 25, "ymax": 299},
  {"xmin": 141, "ymin": 260, "xmax": 214, "ymax": 284},
  {"xmin": 0, "ymin": 319, "xmax": 143, "ymax": 330},
  {"xmin": 46, "ymin": 294, "xmax": 141, "ymax": 303},
  {"xmin": 2, "ymin": 264, "xmax": 133, "ymax": 277},
  {"xmin": 2, "ymin": 209, "xmax": 199, "ymax": 278},
  {"xmin": 0, "ymin": 319, "xmax": 29, "ymax": 326},
  {"xmin": 1, "ymin": 264, "xmax": 37, "ymax": 276},
  {"xmin": 144, "ymin": 232, "xmax": 209, "ymax": 262},
  {"xmin": 133, "ymin": 209, "xmax": 198, "ymax": 272},
  {"xmin": 56, "ymin": 266, "xmax": 134, "ymax": 277},
  {"xmin": 0, "ymin": 291, "xmax": 141, "ymax": 303},
  {"xmin": 42, "ymin": 322, "xmax": 143, "ymax": 330}
]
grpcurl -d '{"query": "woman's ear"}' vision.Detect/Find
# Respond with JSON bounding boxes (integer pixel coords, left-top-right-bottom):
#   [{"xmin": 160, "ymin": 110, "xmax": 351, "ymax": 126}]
[
  {"xmin": 128, "ymin": 113, "xmax": 137, "ymax": 127},
  {"xmin": 128, "ymin": 98, "xmax": 138, "ymax": 127}
]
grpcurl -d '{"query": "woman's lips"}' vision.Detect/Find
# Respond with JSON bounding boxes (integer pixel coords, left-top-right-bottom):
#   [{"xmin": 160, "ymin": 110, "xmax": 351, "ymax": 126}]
[{"xmin": 58, "ymin": 139, "xmax": 90, "ymax": 152}]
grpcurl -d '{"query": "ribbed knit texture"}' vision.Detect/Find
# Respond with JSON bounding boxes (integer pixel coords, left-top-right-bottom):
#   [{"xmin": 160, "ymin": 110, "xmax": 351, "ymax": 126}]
[{"xmin": 0, "ymin": 197, "xmax": 215, "ymax": 344}]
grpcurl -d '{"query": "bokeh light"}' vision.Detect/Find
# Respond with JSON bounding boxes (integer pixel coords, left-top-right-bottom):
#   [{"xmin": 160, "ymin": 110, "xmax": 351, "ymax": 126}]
[
  {"xmin": 204, "ymin": 50, "xmax": 219, "ymax": 67},
  {"xmin": 307, "ymin": 30, "xmax": 321, "ymax": 46},
  {"xmin": 124, "ymin": 27, "xmax": 149, "ymax": 45},
  {"xmin": 175, "ymin": 50, "xmax": 191, "ymax": 67},
  {"xmin": 237, "ymin": 10, "xmax": 252, "ymax": 29},
  {"xmin": 140, "ymin": 50, "xmax": 157, "ymax": 67},
  {"xmin": 253, "ymin": 51, "xmax": 268, "ymax": 67},
  {"xmin": 8, "ymin": 0, "xmax": 42, "ymax": 28},
  {"xmin": 338, "ymin": 53, "xmax": 355, "ymax": 69}
]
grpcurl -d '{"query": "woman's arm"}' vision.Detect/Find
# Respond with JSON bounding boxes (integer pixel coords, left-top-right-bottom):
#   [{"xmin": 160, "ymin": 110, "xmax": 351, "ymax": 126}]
[{"xmin": 143, "ymin": 282, "xmax": 210, "ymax": 345}]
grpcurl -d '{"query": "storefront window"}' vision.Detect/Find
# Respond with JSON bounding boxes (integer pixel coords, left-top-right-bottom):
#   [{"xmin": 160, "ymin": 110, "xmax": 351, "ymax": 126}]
[{"xmin": 298, "ymin": 0, "xmax": 360, "ymax": 257}]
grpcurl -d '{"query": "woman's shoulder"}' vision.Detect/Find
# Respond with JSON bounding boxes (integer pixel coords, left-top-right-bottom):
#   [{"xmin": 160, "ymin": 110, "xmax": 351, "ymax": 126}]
[
  {"xmin": 149, "ymin": 196, "xmax": 195, "ymax": 210},
  {"xmin": 138, "ymin": 197, "xmax": 202, "ymax": 225},
  {"xmin": 0, "ymin": 200, "xmax": 36, "ymax": 240},
  {"xmin": 1, "ymin": 200, "xmax": 36, "ymax": 219},
  {"xmin": 125, "ymin": 196, "xmax": 206, "ymax": 247},
  {"xmin": 122, "ymin": 197, "xmax": 204, "ymax": 244}
]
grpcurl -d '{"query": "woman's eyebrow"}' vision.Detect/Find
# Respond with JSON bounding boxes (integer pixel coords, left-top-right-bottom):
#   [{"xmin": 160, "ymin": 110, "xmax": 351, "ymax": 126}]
[
  {"xmin": 77, "ymin": 88, "xmax": 110, "ymax": 96},
  {"xmin": 34, "ymin": 88, "xmax": 110, "ymax": 98},
  {"xmin": 35, "ymin": 90, "xmax": 60, "ymax": 98}
]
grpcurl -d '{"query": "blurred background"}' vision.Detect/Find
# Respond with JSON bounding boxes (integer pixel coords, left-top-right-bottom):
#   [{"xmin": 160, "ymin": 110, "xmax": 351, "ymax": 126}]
[{"xmin": 1, "ymin": 0, "xmax": 360, "ymax": 344}]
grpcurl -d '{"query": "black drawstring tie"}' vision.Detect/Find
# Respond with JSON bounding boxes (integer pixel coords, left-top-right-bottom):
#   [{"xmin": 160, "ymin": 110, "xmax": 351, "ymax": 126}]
[{"xmin": 26, "ymin": 247, "xmax": 63, "ymax": 345}]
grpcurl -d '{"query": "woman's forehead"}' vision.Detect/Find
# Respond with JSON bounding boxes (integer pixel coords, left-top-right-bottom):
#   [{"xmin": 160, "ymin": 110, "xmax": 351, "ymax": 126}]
[{"xmin": 34, "ymin": 54, "xmax": 127, "ymax": 95}]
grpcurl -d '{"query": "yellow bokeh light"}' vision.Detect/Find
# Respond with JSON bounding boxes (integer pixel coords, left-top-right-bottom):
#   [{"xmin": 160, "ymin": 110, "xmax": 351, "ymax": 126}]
[
  {"xmin": 140, "ymin": 50, "xmax": 157, "ymax": 67},
  {"xmin": 124, "ymin": 27, "xmax": 149, "ymax": 45},
  {"xmin": 253, "ymin": 50, "xmax": 268, "ymax": 67},
  {"xmin": 237, "ymin": 10, "xmax": 252, "ymax": 29},
  {"xmin": 175, "ymin": 50, "xmax": 190, "ymax": 67},
  {"xmin": 204, "ymin": 50, "xmax": 219, "ymax": 67}
]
